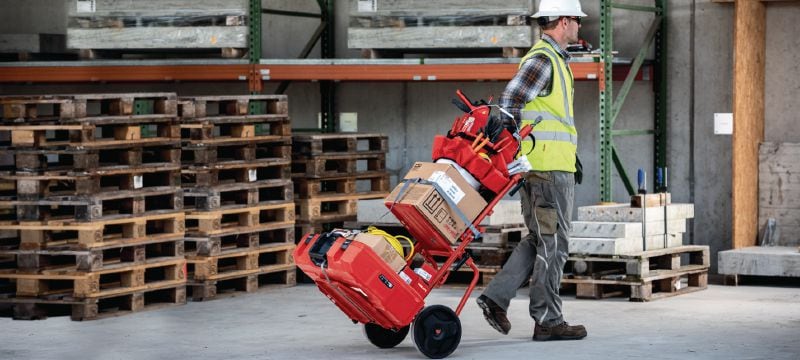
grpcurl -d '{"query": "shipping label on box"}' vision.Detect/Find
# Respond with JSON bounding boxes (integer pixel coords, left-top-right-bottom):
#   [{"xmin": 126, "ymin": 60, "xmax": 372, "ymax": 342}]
[{"xmin": 428, "ymin": 171, "xmax": 465, "ymax": 204}]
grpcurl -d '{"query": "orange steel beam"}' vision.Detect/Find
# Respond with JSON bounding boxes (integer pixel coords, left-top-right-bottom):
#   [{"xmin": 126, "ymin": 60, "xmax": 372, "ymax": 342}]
[
  {"xmin": 0, "ymin": 62, "xmax": 645, "ymax": 84},
  {"xmin": 0, "ymin": 64, "xmax": 252, "ymax": 83}
]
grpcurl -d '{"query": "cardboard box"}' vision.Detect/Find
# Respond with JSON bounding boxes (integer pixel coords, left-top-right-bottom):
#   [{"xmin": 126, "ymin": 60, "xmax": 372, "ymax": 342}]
[
  {"xmin": 386, "ymin": 162, "xmax": 488, "ymax": 244},
  {"xmin": 351, "ymin": 233, "xmax": 407, "ymax": 273}
]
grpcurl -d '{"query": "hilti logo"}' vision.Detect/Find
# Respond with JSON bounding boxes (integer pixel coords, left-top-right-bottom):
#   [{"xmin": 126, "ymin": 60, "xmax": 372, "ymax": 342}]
[{"xmin": 379, "ymin": 274, "xmax": 393, "ymax": 289}]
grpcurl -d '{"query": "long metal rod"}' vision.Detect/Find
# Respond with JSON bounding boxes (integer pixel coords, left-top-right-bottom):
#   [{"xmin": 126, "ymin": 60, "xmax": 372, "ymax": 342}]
[{"xmin": 262, "ymin": 9, "xmax": 322, "ymax": 18}]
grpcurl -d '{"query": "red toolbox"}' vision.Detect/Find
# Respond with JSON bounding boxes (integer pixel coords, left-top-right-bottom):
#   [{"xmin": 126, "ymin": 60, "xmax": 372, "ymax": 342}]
[{"xmin": 295, "ymin": 232, "xmax": 425, "ymax": 329}]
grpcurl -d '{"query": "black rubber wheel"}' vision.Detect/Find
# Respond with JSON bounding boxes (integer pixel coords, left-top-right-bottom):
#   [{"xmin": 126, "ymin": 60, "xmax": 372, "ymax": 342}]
[
  {"xmin": 412, "ymin": 305, "xmax": 462, "ymax": 359},
  {"xmin": 363, "ymin": 323, "xmax": 410, "ymax": 349}
]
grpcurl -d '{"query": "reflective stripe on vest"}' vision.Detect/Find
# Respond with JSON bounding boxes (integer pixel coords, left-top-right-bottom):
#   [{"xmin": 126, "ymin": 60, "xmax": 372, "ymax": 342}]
[{"xmin": 518, "ymin": 40, "xmax": 577, "ymax": 173}]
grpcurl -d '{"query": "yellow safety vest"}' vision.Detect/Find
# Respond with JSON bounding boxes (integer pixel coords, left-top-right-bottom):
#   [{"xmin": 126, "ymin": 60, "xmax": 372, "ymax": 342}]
[{"xmin": 518, "ymin": 40, "xmax": 577, "ymax": 172}]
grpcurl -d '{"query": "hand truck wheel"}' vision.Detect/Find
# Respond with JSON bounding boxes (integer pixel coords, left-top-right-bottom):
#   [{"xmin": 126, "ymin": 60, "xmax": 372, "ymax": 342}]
[
  {"xmin": 363, "ymin": 323, "xmax": 410, "ymax": 349},
  {"xmin": 412, "ymin": 305, "xmax": 462, "ymax": 359}
]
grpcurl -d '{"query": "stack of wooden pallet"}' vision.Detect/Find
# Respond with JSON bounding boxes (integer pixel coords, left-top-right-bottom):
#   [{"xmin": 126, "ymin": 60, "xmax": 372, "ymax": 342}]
[
  {"xmin": 348, "ymin": 0, "xmax": 536, "ymax": 58},
  {"xmin": 0, "ymin": 93, "xmax": 187, "ymax": 320},
  {"xmin": 67, "ymin": 0, "xmax": 249, "ymax": 59},
  {"xmin": 292, "ymin": 133, "xmax": 390, "ymax": 238},
  {"xmin": 351, "ymin": 199, "xmax": 526, "ymax": 286},
  {"xmin": 563, "ymin": 202, "xmax": 709, "ymax": 301},
  {"xmin": 179, "ymin": 95, "xmax": 296, "ymax": 301}
]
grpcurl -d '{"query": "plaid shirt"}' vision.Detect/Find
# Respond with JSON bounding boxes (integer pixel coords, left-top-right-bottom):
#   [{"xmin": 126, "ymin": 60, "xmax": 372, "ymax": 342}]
[{"xmin": 499, "ymin": 34, "xmax": 572, "ymax": 124}]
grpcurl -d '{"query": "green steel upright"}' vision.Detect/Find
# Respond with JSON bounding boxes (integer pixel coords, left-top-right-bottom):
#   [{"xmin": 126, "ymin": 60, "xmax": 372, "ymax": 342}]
[
  {"xmin": 319, "ymin": 0, "xmax": 336, "ymax": 133},
  {"xmin": 259, "ymin": 1, "xmax": 337, "ymax": 132},
  {"xmin": 598, "ymin": 0, "xmax": 667, "ymax": 202},
  {"xmin": 249, "ymin": 0, "xmax": 262, "ymax": 66}
]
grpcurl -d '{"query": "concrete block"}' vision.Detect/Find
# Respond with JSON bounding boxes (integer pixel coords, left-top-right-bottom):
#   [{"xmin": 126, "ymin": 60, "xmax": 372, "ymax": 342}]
[
  {"xmin": 718, "ymin": 246, "xmax": 800, "ymax": 277},
  {"xmin": 570, "ymin": 219, "xmax": 686, "ymax": 238},
  {"xmin": 577, "ymin": 203, "xmax": 694, "ymax": 222},
  {"xmin": 569, "ymin": 233, "xmax": 683, "ymax": 256}
]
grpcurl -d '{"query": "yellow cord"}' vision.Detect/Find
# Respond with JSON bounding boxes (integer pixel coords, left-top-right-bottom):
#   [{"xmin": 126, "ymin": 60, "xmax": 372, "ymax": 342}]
[{"xmin": 366, "ymin": 226, "xmax": 415, "ymax": 261}]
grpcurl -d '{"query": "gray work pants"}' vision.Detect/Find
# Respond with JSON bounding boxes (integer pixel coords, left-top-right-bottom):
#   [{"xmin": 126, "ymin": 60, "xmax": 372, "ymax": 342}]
[{"xmin": 482, "ymin": 170, "xmax": 574, "ymax": 327}]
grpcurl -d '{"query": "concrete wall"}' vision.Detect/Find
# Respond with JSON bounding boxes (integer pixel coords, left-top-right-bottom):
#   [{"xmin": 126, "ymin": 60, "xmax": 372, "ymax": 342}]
[{"xmin": 2, "ymin": 0, "xmax": 799, "ymax": 272}]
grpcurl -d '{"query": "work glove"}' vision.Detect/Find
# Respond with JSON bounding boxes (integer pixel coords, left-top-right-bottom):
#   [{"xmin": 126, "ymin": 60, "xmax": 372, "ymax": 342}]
[{"xmin": 575, "ymin": 155, "xmax": 583, "ymax": 185}]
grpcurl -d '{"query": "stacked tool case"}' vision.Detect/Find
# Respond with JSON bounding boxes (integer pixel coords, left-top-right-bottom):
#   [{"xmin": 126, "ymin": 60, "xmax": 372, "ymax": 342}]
[
  {"xmin": 0, "ymin": 93, "xmax": 187, "ymax": 320},
  {"xmin": 292, "ymin": 133, "xmax": 390, "ymax": 238},
  {"xmin": 179, "ymin": 95, "xmax": 296, "ymax": 301},
  {"xmin": 67, "ymin": 0, "xmax": 249, "ymax": 59}
]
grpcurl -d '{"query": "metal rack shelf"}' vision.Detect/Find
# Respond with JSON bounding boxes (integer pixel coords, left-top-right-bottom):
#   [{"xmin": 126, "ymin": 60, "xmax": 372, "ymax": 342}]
[{"xmin": 0, "ymin": 0, "xmax": 666, "ymax": 203}]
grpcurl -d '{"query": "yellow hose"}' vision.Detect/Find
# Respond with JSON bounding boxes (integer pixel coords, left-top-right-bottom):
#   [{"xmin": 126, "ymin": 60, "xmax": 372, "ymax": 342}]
[{"xmin": 366, "ymin": 226, "xmax": 415, "ymax": 261}]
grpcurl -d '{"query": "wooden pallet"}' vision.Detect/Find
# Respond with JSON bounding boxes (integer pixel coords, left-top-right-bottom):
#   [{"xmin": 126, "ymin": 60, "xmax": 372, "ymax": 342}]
[
  {"xmin": 181, "ymin": 122, "xmax": 291, "ymax": 145},
  {"xmin": 0, "ymin": 258, "xmax": 186, "ymax": 299},
  {"xmin": 0, "ymin": 121, "xmax": 180, "ymax": 150},
  {"xmin": 561, "ymin": 245, "xmax": 710, "ymax": 301},
  {"xmin": 6, "ymin": 187, "xmax": 183, "ymax": 222},
  {"xmin": 185, "ymin": 202, "xmax": 295, "ymax": 237},
  {"xmin": 183, "ymin": 179, "xmax": 293, "ymax": 211},
  {"xmin": 295, "ymin": 195, "xmax": 360, "ymax": 222},
  {"xmin": 0, "ymin": 93, "xmax": 178, "ymax": 121},
  {"xmin": 182, "ymin": 138, "xmax": 290, "ymax": 166},
  {"xmin": 294, "ymin": 172, "xmax": 390, "ymax": 199},
  {"xmin": 0, "ymin": 211, "xmax": 185, "ymax": 250},
  {"xmin": 0, "ymin": 238, "xmax": 183, "ymax": 273},
  {"xmin": 1, "ymin": 166, "xmax": 181, "ymax": 199},
  {"xmin": 185, "ymin": 226, "xmax": 294, "ymax": 257},
  {"xmin": 182, "ymin": 159, "xmax": 291, "ymax": 188},
  {"xmin": 187, "ymin": 243, "xmax": 294, "ymax": 281},
  {"xmin": 9, "ymin": 144, "xmax": 181, "ymax": 173},
  {"xmin": 179, "ymin": 95, "xmax": 288, "ymax": 119},
  {"xmin": 3, "ymin": 283, "xmax": 186, "ymax": 321},
  {"xmin": 187, "ymin": 265, "xmax": 296, "ymax": 301},
  {"xmin": 292, "ymin": 133, "xmax": 387, "ymax": 156},
  {"xmin": 291, "ymin": 154, "xmax": 386, "ymax": 178}
]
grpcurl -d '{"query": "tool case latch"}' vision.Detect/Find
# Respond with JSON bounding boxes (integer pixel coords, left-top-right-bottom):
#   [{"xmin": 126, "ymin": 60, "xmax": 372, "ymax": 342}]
[
  {"xmin": 341, "ymin": 238, "xmax": 354, "ymax": 250},
  {"xmin": 309, "ymin": 233, "xmax": 339, "ymax": 267}
]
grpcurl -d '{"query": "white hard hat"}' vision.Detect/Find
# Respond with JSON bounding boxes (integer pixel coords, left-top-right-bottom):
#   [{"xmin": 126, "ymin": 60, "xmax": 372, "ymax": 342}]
[{"xmin": 532, "ymin": 0, "xmax": 588, "ymax": 18}]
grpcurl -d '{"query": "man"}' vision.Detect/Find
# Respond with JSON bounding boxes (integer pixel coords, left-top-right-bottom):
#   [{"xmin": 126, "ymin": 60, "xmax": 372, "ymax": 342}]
[{"xmin": 476, "ymin": 0, "xmax": 587, "ymax": 341}]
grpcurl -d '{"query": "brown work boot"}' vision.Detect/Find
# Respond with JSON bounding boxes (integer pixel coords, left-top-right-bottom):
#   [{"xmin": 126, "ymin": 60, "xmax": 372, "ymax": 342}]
[
  {"xmin": 533, "ymin": 321, "xmax": 587, "ymax": 341},
  {"xmin": 476, "ymin": 295, "xmax": 511, "ymax": 335}
]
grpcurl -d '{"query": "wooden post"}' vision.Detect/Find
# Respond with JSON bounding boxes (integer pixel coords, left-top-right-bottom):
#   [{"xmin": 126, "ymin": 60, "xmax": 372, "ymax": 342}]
[{"xmin": 732, "ymin": 0, "xmax": 766, "ymax": 249}]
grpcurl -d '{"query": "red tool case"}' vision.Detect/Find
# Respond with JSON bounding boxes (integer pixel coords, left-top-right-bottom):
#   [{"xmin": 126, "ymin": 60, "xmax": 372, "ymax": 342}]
[{"xmin": 294, "ymin": 90, "xmax": 532, "ymax": 359}]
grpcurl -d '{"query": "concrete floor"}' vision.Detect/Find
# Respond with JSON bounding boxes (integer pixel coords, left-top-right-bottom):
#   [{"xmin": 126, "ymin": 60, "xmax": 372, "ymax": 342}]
[{"xmin": 1, "ymin": 284, "xmax": 798, "ymax": 360}]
